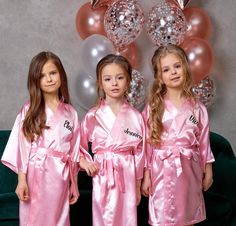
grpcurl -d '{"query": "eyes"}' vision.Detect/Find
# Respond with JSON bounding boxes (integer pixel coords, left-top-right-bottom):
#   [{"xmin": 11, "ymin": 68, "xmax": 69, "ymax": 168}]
[
  {"xmin": 40, "ymin": 70, "xmax": 58, "ymax": 78},
  {"xmin": 103, "ymin": 74, "xmax": 126, "ymax": 82},
  {"xmin": 162, "ymin": 63, "xmax": 182, "ymax": 73}
]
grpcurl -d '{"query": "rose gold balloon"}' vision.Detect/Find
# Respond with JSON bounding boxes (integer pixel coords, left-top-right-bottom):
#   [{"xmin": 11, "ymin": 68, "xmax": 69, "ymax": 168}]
[
  {"xmin": 183, "ymin": 7, "xmax": 212, "ymax": 40},
  {"xmin": 91, "ymin": 0, "xmax": 112, "ymax": 9},
  {"xmin": 181, "ymin": 37, "xmax": 214, "ymax": 84},
  {"xmin": 75, "ymin": 2, "xmax": 107, "ymax": 40},
  {"xmin": 176, "ymin": 0, "xmax": 191, "ymax": 9},
  {"xmin": 167, "ymin": 0, "xmax": 191, "ymax": 9},
  {"xmin": 118, "ymin": 43, "xmax": 139, "ymax": 69}
]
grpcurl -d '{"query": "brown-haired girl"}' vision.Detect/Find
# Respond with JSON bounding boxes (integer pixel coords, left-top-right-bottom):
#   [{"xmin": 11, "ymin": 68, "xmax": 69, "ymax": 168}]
[
  {"xmin": 79, "ymin": 54, "xmax": 145, "ymax": 226},
  {"xmin": 141, "ymin": 44, "xmax": 214, "ymax": 226},
  {"xmin": 1, "ymin": 51, "xmax": 80, "ymax": 226}
]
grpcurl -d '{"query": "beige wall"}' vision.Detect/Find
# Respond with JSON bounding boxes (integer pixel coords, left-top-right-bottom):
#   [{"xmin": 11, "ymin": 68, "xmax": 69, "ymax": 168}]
[{"xmin": 0, "ymin": 0, "xmax": 235, "ymax": 152}]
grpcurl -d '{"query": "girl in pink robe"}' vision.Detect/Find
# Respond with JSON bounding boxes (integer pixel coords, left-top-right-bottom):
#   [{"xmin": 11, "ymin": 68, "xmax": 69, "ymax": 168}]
[
  {"xmin": 79, "ymin": 54, "xmax": 145, "ymax": 226},
  {"xmin": 1, "ymin": 52, "xmax": 80, "ymax": 226},
  {"xmin": 141, "ymin": 44, "xmax": 215, "ymax": 226}
]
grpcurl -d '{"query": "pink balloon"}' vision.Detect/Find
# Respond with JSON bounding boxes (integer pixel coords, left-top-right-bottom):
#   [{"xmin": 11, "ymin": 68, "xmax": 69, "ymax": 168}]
[
  {"xmin": 183, "ymin": 7, "xmax": 212, "ymax": 40},
  {"xmin": 91, "ymin": 0, "xmax": 112, "ymax": 9},
  {"xmin": 118, "ymin": 43, "xmax": 139, "ymax": 69},
  {"xmin": 75, "ymin": 2, "xmax": 107, "ymax": 40},
  {"xmin": 181, "ymin": 37, "xmax": 214, "ymax": 84}
]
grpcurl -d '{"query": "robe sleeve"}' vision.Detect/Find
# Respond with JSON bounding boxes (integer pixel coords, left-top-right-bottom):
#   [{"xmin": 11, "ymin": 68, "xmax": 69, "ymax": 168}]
[
  {"xmin": 79, "ymin": 111, "xmax": 94, "ymax": 163},
  {"xmin": 198, "ymin": 102, "xmax": 215, "ymax": 171},
  {"xmin": 68, "ymin": 108, "xmax": 81, "ymax": 175},
  {"xmin": 141, "ymin": 104, "xmax": 153, "ymax": 170},
  {"xmin": 1, "ymin": 102, "xmax": 31, "ymax": 174},
  {"xmin": 133, "ymin": 115, "xmax": 146, "ymax": 180}
]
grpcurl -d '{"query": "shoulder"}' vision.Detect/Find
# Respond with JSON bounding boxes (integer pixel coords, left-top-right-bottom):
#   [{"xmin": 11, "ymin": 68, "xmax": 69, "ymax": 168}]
[
  {"xmin": 18, "ymin": 100, "xmax": 30, "ymax": 117},
  {"xmin": 124, "ymin": 103, "xmax": 144, "ymax": 123}
]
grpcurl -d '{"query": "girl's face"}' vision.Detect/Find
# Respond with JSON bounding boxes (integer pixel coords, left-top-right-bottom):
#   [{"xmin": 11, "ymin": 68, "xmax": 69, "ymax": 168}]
[
  {"xmin": 100, "ymin": 63, "xmax": 129, "ymax": 102},
  {"xmin": 40, "ymin": 60, "xmax": 61, "ymax": 96},
  {"xmin": 160, "ymin": 53, "xmax": 185, "ymax": 91}
]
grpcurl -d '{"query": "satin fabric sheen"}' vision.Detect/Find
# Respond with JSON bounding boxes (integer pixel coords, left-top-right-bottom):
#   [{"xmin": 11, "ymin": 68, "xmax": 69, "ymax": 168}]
[
  {"xmin": 80, "ymin": 100, "xmax": 145, "ymax": 226},
  {"xmin": 1, "ymin": 101, "xmax": 80, "ymax": 226},
  {"xmin": 142, "ymin": 98, "xmax": 215, "ymax": 226}
]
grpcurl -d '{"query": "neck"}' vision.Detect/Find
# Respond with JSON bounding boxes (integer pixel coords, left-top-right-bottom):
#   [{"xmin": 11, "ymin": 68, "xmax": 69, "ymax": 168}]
[
  {"xmin": 105, "ymin": 96, "xmax": 125, "ymax": 114},
  {"xmin": 43, "ymin": 93, "xmax": 60, "ymax": 105}
]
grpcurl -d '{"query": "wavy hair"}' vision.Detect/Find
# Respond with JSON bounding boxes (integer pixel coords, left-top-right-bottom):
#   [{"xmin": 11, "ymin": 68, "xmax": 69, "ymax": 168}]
[
  {"xmin": 148, "ymin": 44, "xmax": 195, "ymax": 147},
  {"xmin": 22, "ymin": 51, "xmax": 70, "ymax": 141},
  {"xmin": 96, "ymin": 54, "xmax": 132, "ymax": 105}
]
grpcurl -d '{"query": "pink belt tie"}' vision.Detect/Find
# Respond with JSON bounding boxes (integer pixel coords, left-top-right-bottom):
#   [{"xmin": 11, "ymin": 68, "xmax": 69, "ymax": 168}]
[{"xmin": 156, "ymin": 144, "xmax": 198, "ymax": 177}]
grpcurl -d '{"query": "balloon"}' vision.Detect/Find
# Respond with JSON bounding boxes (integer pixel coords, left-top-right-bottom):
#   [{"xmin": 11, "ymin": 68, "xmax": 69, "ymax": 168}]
[
  {"xmin": 104, "ymin": 0, "xmax": 145, "ymax": 48},
  {"xmin": 91, "ymin": 0, "xmax": 112, "ymax": 9},
  {"xmin": 75, "ymin": 71, "xmax": 97, "ymax": 110},
  {"xmin": 128, "ymin": 70, "xmax": 146, "ymax": 109},
  {"xmin": 176, "ymin": 0, "xmax": 191, "ymax": 9},
  {"xmin": 117, "ymin": 43, "xmax": 139, "ymax": 69},
  {"xmin": 146, "ymin": 1, "xmax": 187, "ymax": 46},
  {"xmin": 192, "ymin": 76, "xmax": 216, "ymax": 108},
  {"xmin": 75, "ymin": 2, "xmax": 107, "ymax": 40},
  {"xmin": 183, "ymin": 7, "xmax": 212, "ymax": 40},
  {"xmin": 181, "ymin": 37, "xmax": 214, "ymax": 84},
  {"xmin": 80, "ymin": 34, "xmax": 116, "ymax": 78}
]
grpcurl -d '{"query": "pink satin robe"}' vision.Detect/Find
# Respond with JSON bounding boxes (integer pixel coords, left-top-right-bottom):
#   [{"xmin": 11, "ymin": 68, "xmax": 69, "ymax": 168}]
[
  {"xmin": 142, "ymin": 98, "xmax": 215, "ymax": 226},
  {"xmin": 80, "ymin": 100, "xmax": 145, "ymax": 226},
  {"xmin": 1, "ymin": 101, "xmax": 80, "ymax": 226}
]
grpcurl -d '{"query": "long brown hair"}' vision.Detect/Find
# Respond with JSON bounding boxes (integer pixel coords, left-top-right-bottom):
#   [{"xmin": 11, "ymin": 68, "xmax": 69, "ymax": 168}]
[
  {"xmin": 22, "ymin": 51, "xmax": 70, "ymax": 142},
  {"xmin": 96, "ymin": 54, "xmax": 132, "ymax": 104},
  {"xmin": 148, "ymin": 44, "xmax": 195, "ymax": 147}
]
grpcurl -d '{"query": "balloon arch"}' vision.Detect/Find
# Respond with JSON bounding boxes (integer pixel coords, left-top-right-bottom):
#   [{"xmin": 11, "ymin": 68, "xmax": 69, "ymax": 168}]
[{"xmin": 75, "ymin": 0, "xmax": 215, "ymax": 110}]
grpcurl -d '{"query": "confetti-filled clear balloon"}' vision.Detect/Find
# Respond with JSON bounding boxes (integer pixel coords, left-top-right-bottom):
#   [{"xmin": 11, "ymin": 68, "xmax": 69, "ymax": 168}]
[
  {"xmin": 146, "ymin": 1, "xmax": 187, "ymax": 46},
  {"xmin": 128, "ymin": 70, "xmax": 146, "ymax": 108},
  {"xmin": 192, "ymin": 76, "xmax": 216, "ymax": 108},
  {"xmin": 104, "ymin": 0, "xmax": 145, "ymax": 48}
]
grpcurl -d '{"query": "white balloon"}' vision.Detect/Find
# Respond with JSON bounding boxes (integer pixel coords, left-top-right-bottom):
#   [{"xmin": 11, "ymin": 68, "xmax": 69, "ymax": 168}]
[{"xmin": 80, "ymin": 34, "xmax": 116, "ymax": 78}]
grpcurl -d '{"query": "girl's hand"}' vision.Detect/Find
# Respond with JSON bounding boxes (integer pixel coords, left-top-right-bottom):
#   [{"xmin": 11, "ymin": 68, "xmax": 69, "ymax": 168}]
[
  {"xmin": 141, "ymin": 169, "xmax": 152, "ymax": 197},
  {"xmin": 136, "ymin": 180, "xmax": 141, "ymax": 206},
  {"xmin": 15, "ymin": 172, "xmax": 29, "ymax": 201},
  {"xmin": 69, "ymin": 175, "xmax": 80, "ymax": 205},
  {"xmin": 79, "ymin": 157, "xmax": 97, "ymax": 177},
  {"xmin": 202, "ymin": 163, "xmax": 213, "ymax": 191}
]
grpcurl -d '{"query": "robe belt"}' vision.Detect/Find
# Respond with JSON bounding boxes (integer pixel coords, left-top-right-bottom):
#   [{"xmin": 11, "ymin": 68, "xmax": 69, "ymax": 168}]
[
  {"xmin": 154, "ymin": 144, "xmax": 198, "ymax": 177},
  {"xmin": 30, "ymin": 147, "xmax": 79, "ymax": 198},
  {"xmin": 95, "ymin": 149, "xmax": 133, "ymax": 193}
]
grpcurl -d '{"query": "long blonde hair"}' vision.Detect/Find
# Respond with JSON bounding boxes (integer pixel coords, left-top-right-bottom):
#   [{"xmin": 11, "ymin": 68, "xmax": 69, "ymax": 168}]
[{"xmin": 148, "ymin": 44, "xmax": 195, "ymax": 147}]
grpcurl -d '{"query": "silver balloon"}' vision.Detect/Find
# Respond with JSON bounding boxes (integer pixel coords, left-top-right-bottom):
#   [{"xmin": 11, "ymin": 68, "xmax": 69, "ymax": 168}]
[
  {"xmin": 192, "ymin": 76, "xmax": 216, "ymax": 108},
  {"xmin": 146, "ymin": 0, "xmax": 187, "ymax": 46},
  {"xmin": 128, "ymin": 70, "xmax": 146, "ymax": 109},
  {"xmin": 75, "ymin": 71, "xmax": 97, "ymax": 110},
  {"xmin": 104, "ymin": 0, "xmax": 145, "ymax": 48},
  {"xmin": 80, "ymin": 34, "xmax": 115, "ymax": 78}
]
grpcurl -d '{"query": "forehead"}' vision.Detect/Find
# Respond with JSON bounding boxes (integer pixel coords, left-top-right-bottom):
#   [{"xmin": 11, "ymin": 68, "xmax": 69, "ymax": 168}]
[
  {"xmin": 42, "ymin": 60, "xmax": 57, "ymax": 72},
  {"xmin": 101, "ymin": 63, "xmax": 126, "ymax": 75},
  {"xmin": 160, "ymin": 53, "xmax": 181, "ymax": 67}
]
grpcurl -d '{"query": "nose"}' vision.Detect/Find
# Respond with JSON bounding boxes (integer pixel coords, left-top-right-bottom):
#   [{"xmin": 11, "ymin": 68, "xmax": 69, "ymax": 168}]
[
  {"xmin": 46, "ymin": 74, "xmax": 52, "ymax": 82},
  {"xmin": 112, "ymin": 78, "xmax": 118, "ymax": 86},
  {"xmin": 171, "ymin": 67, "xmax": 177, "ymax": 75}
]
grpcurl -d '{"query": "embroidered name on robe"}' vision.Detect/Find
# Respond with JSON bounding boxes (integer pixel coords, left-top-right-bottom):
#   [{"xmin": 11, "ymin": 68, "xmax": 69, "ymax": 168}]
[
  {"xmin": 189, "ymin": 115, "xmax": 198, "ymax": 125},
  {"xmin": 124, "ymin": 128, "xmax": 142, "ymax": 140},
  {"xmin": 64, "ymin": 120, "xmax": 73, "ymax": 132}
]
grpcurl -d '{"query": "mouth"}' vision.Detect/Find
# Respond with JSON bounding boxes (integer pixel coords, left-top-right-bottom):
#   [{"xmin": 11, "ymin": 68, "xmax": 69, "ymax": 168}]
[
  {"xmin": 111, "ymin": 89, "xmax": 120, "ymax": 92},
  {"xmin": 46, "ymin": 83, "xmax": 56, "ymax": 87},
  {"xmin": 170, "ymin": 76, "xmax": 180, "ymax": 81}
]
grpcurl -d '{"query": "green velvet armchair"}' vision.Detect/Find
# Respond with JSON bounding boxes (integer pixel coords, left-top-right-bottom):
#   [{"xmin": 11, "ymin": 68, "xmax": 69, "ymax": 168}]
[{"xmin": 0, "ymin": 130, "xmax": 236, "ymax": 226}]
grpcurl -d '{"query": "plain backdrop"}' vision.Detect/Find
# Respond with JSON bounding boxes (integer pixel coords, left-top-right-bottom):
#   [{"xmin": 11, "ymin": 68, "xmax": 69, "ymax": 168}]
[{"xmin": 0, "ymin": 0, "xmax": 235, "ymax": 153}]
